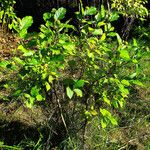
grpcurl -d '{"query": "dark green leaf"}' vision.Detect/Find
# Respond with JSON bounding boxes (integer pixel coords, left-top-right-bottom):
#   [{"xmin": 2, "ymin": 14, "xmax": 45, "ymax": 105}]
[{"xmin": 74, "ymin": 80, "xmax": 85, "ymax": 88}]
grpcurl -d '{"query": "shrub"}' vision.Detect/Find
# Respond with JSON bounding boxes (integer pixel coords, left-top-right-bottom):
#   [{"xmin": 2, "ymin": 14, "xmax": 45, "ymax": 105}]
[{"xmin": 0, "ymin": 5, "xmax": 146, "ymax": 148}]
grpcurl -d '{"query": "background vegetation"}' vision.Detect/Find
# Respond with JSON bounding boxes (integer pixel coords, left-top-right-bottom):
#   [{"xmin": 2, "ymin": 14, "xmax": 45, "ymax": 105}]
[{"xmin": 0, "ymin": 0, "xmax": 150, "ymax": 149}]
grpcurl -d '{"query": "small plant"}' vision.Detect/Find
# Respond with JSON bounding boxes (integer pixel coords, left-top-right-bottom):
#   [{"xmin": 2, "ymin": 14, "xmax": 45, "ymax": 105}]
[{"xmin": 0, "ymin": 0, "xmax": 17, "ymax": 31}]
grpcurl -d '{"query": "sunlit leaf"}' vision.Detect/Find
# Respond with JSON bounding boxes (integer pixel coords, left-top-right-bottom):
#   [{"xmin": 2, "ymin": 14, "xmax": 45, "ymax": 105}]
[
  {"xmin": 36, "ymin": 94, "xmax": 43, "ymax": 101},
  {"xmin": 66, "ymin": 86, "xmax": 74, "ymax": 99},
  {"xmin": 109, "ymin": 12, "xmax": 119, "ymax": 21},
  {"xmin": 92, "ymin": 29, "xmax": 103, "ymax": 35},
  {"xmin": 116, "ymin": 33, "xmax": 122, "ymax": 45},
  {"xmin": 109, "ymin": 116, "xmax": 118, "ymax": 125},
  {"xmin": 48, "ymin": 75, "xmax": 54, "ymax": 83},
  {"xmin": 121, "ymin": 79, "xmax": 130, "ymax": 86},
  {"xmin": 54, "ymin": 7, "xmax": 66, "ymax": 20},
  {"xmin": 131, "ymin": 80, "xmax": 143, "ymax": 86},
  {"xmin": 100, "ymin": 33, "xmax": 106, "ymax": 41},
  {"xmin": 19, "ymin": 16, "xmax": 33, "ymax": 38},
  {"xmin": 84, "ymin": 6, "xmax": 97, "ymax": 15},
  {"xmin": 100, "ymin": 108, "xmax": 111, "ymax": 117},
  {"xmin": 74, "ymin": 89, "xmax": 83, "ymax": 97},
  {"xmin": 119, "ymin": 49, "xmax": 130, "ymax": 60},
  {"xmin": 101, "ymin": 5, "xmax": 105, "ymax": 18},
  {"xmin": 45, "ymin": 82, "xmax": 51, "ymax": 91},
  {"xmin": 43, "ymin": 12, "xmax": 52, "ymax": 21},
  {"xmin": 101, "ymin": 119, "xmax": 107, "ymax": 128}
]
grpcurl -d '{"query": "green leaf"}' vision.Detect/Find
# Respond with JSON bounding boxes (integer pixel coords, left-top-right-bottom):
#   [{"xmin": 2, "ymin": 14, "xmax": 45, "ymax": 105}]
[
  {"xmin": 48, "ymin": 75, "xmax": 54, "ymax": 83},
  {"xmin": 100, "ymin": 33, "xmax": 106, "ymax": 41},
  {"xmin": 103, "ymin": 96, "xmax": 111, "ymax": 106},
  {"xmin": 102, "ymin": 91, "xmax": 111, "ymax": 106},
  {"xmin": 74, "ymin": 80, "xmax": 85, "ymax": 88},
  {"xmin": 66, "ymin": 86, "xmax": 74, "ymax": 99},
  {"xmin": 24, "ymin": 93, "xmax": 31, "ymax": 98},
  {"xmin": 107, "ymin": 32, "xmax": 116, "ymax": 37},
  {"xmin": 74, "ymin": 89, "xmax": 83, "ymax": 97},
  {"xmin": 121, "ymin": 79, "xmax": 130, "ymax": 86},
  {"xmin": 118, "ymin": 84, "xmax": 129, "ymax": 97},
  {"xmin": 118, "ymin": 98, "xmax": 126, "ymax": 108},
  {"xmin": 14, "ymin": 57, "xmax": 25, "ymax": 65},
  {"xmin": 119, "ymin": 49, "xmax": 130, "ymax": 60},
  {"xmin": 54, "ymin": 7, "xmax": 66, "ymax": 20},
  {"xmin": 23, "ymin": 51, "xmax": 34, "ymax": 57},
  {"xmin": 109, "ymin": 12, "xmax": 119, "ymax": 21},
  {"xmin": 84, "ymin": 6, "xmax": 97, "ymax": 16},
  {"xmin": 109, "ymin": 116, "xmax": 118, "ymax": 125},
  {"xmin": 36, "ymin": 94, "xmax": 43, "ymax": 101},
  {"xmin": 95, "ymin": 13, "xmax": 103, "ymax": 21},
  {"xmin": 116, "ymin": 33, "xmax": 122, "ymax": 45},
  {"xmin": 18, "ymin": 45, "xmax": 34, "ymax": 57},
  {"xmin": 129, "ymin": 72, "xmax": 137, "ymax": 79},
  {"xmin": 133, "ymin": 38, "xmax": 137, "ymax": 46},
  {"xmin": 97, "ymin": 21, "xmax": 106, "ymax": 27},
  {"xmin": 63, "ymin": 42, "xmax": 75, "ymax": 54},
  {"xmin": 19, "ymin": 16, "xmax": 33, "ymax": 38},
  {"xmin": 101, "ymin": 119, "xmax": 107, "ymax": 128},
  {"xmin": 0, "ymin": 60, "xmax": 9, "ymax": 68},
  {"xmin": 13, "ymin": 90, "xmax": 22, "ymax": 97},
  {"xmin": 45, "ymin": 82, "xmax": 51, "ymax": 91},
  {"xmin": 92, "ymin": 29, "xmax": 103, "ymax": 36},
  {"xmin": 90, "ymin": 106, "xmax": 98, "ymax": 116},
  {"xmin": 101, "ymin": 5, "xmax": 105, "ymax": 18},
  {"xmin": 31, "ymin": 86, "xmax": 40, "ymax": 97},
  {"xmin": 20, "ymin": 16, "xmax": 33, "ymax": 30},
  {"xmin": 100, "ymin": 108, "xmax": 111, "ymax": 117},
  {"xmin": 43, "ymin": 12, "xmax": 52, "ymax": 21},
  {"xmin": 131, "ymin": 80, "xmax": 143, "ymax": 86},
  {"xmin": 26, "ymin": 97, "xmax": 35, "ymax": 108}
]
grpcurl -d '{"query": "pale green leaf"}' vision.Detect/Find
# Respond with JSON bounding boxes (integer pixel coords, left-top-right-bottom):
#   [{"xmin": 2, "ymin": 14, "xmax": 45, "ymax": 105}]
[
  {"xmin": 45, "ymin": 82, "xmax": 51, "ymax": 91},
  {"xmin": 92, "ymin": 29, "xmax": 103, "ymax": 35},
  {"xmin": 66, "ymin": 86, "xmax": 74, "ymax": 99},
  {"xmin": 84, "ymin": 6, "xmax": 97, "ymax": 15},
  {"xmin": 109, "ymin": 116, "xmax": 118, "ymax": 125},
  {"xmin": 90, "ymin": 110, "xmax": 98, "ymax": 116},
  {"xmin": 74, "ymin": 89, "xmax": 83, "ymax": 97},
  {"xmin": 48, "ymin": 75, "xmax": 54, "ymax": 83},
  {"xmin": 54, "ymin": 7, "xmax": 66, "ymax": 20},
  {"xmin": 121, "ymin": 79, "xmax": 130, "ymax": 86},
  {"xmin": 36, "ymin": 94, "xmax": 43, "ymax": 101},
  {"xmin": 101, "ymin": 5, "xmax": 105, "ymax": 18},
  {"xmin": 120, "ymin": 49, "xmax": 130, "ymax": 60},
  {"xmin": 109, "ymin": 12, "xmax": 119, "ymax": 21},
  {"xmin": 100, "ymin": 33, "xmax": 106, "ymax": 41},
  {"xmin": 131, "ymin": 80, "xmax": 143, "ymax": 86},
  {"xmin": 116, "ymin": 33, "xmax": 122, "ymax": 45},
  {"xmin": 101, "ymin": 119, "xmax": 107, "ymax": 128}
]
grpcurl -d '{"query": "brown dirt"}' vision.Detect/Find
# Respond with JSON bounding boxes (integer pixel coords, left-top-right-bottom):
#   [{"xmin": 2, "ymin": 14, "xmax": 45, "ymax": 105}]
[{"xmin": 0, "ymin": 29, "xmax": 20, "ymax": 60}]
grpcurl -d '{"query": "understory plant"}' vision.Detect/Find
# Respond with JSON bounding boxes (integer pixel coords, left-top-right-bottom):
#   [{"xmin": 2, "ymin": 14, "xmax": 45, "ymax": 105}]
[
  {"xmin": 0, "ymin": 5, "xmax": 146, "ymax": 148},
  {"xmin": 0, "ymin": 0, "xmax": 17, "ymax": 31}
]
